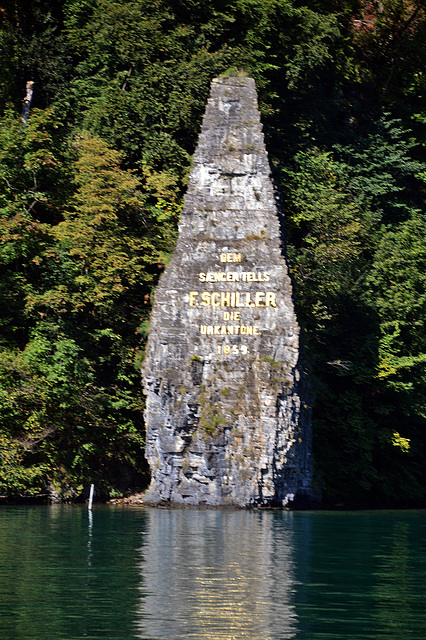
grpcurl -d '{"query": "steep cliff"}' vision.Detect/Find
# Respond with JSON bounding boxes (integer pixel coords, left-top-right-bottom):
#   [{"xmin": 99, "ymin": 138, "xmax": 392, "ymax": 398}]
[{"xmin": 142, "ymin": 77, "xmax": 312, "ymax": 507}]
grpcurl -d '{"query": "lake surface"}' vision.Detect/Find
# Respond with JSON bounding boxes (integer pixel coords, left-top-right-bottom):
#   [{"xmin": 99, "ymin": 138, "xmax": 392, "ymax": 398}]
[{"xmin": 0, "ymin": 506, "xmax": 425, "ymax": 639}]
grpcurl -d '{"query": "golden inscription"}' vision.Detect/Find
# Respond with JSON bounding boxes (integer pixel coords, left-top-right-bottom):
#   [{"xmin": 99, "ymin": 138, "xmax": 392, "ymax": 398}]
[
  {"xmin": 198, "ymin": 272, "xmax": 270, "ymax": 282},
  {"xmin": 188, "ymin": 255, "xmax": 278, "ymax": 354},
  {"xmin": 220, "ymin": 253, "xmax": 242, "ymax": 263},
  {"xmin": 217, "ymin": 344, "xmax": 249, "ymax": 356},
  {"xmin": 199, "ymin": 325, "xmax": 260, "ymax": 336},
  {"xmin": 223, "ymin": 311, "xmax": 240, "ymax": 321},
  {"xmin": 189, "ymin": 291, "xmax": 199, "ymax": 306},
  {"xmin": 189, "ymin": 291, "xmax": 276, "ymax": 308}
]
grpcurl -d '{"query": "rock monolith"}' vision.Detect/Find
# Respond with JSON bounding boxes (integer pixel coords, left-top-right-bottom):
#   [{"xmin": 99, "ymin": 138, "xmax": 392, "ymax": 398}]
[{"xmin": 142, "ymin": 76, "xmax": 312, "ymax": 507}]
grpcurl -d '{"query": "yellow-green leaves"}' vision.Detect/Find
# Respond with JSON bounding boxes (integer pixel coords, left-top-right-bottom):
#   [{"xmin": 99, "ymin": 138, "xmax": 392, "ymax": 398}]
[
  {"xmin": 29, "ymin": 131, "xmax": 161, "ymax": 316},
  {"xmin": 392, "ymin": 432, "xmax": 411, "ymax": 453}
]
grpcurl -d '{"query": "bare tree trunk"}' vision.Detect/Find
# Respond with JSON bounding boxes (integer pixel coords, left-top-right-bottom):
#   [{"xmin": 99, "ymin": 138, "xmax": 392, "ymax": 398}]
[{"xmin": 21, "ymin": 80, "xmax": 34, "ymax": 125}]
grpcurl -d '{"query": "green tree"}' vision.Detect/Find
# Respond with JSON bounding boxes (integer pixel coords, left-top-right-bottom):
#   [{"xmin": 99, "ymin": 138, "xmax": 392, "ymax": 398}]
[
  {"xmin": 0, "ymin": 119, "xmax": 177, "ymax": 496},
  {"xmin": 1, "ymin": 0, "xmax": 426, "ymax": 503},
  {"xmin": 282, "ymin": 117, "xmax": 425, "ymax": 505}
]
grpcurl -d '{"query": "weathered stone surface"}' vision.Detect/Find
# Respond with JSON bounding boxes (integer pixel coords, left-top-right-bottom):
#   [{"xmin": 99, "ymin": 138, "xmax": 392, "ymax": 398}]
[{"xmin": 142, "ymin": 77, "xmax": 313, "ymax": 507}]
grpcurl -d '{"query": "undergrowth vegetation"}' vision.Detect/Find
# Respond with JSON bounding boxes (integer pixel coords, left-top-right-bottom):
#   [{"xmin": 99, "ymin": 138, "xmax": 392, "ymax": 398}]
[{"xmin": 1, "ymin": 0, "xmax": 425, "ymax": 505}]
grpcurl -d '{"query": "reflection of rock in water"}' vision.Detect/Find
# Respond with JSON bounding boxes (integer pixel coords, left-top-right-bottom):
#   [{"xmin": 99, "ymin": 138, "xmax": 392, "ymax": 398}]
[{"xmin": 135, "ymin": 509, "xmax": 300, "ymax": 640}]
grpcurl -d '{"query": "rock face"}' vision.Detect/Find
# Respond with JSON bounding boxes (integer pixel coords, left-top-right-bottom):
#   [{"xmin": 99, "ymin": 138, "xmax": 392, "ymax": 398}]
[{"xmin": 142, "ymin": 77, "xmax": 312, "ymax": 507}]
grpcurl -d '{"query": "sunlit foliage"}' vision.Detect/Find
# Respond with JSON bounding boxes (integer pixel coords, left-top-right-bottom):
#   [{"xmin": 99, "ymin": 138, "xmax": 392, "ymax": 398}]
[{"xmin": 0, "ymin": 0, "xmax": 425, "ymax": 504}]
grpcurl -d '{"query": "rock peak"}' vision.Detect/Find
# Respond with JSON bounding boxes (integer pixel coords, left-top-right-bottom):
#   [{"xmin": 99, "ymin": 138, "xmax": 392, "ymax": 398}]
[{"xmin": 142, "ymin": 77, "xmax": 313, "ymax": 507}]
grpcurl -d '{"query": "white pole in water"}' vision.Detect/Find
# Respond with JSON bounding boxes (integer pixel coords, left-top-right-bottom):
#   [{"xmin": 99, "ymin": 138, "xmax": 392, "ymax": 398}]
[{"xmin": 88, "ymin": 483, "xmax": 94, "ymax": 510}]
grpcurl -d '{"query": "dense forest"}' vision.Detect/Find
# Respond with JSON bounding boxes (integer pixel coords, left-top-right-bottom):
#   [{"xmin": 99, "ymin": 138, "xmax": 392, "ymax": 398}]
[{"xmin": 0, "ymin": 0, "xmax": 425, "ymax": 506}]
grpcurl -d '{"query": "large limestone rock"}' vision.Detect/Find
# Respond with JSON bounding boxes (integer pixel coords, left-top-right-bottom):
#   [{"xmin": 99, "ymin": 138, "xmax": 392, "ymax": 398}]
[{"xmin": 142, "ymin": 77, "xmax": 312, "ymax": 507}]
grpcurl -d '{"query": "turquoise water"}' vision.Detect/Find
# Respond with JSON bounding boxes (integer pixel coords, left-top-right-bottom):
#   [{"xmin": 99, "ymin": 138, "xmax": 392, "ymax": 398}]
[{"xmin": 0, "ymin": 506, "xmax": 425, "ymax": 639}]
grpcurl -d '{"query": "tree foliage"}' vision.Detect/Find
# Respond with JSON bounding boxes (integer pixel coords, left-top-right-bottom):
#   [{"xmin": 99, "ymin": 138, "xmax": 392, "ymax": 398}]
[{"xmin": 0, "ymin": 0, "xmax": 425, "ymax": 504}]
